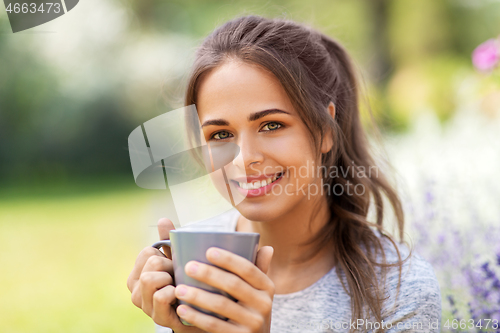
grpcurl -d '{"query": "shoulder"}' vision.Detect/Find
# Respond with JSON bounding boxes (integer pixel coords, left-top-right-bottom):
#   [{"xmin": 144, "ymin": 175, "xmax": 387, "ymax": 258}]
[
  {"xmin": 376, "ymin": 234, "xmax": 442, "ymax": 331},
  {"xmin": 379, "ymin": 234, "xmax": 437, "ymax": 284},
  {"xmin": 380, "ymin": 235, "xmax": 440, "ymax": 293}
]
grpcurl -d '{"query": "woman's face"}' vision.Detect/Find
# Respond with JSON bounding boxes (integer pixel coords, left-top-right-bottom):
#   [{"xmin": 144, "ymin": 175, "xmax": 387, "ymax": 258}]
[{"xmin": 196, "ymin": 60, "xmax": 324, "ymax": 222}]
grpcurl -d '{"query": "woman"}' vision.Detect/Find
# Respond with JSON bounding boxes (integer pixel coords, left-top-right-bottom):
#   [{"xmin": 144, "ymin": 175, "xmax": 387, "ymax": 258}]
[{"xmin": 127, "ymin": 15, "xmax": 441, "ymax": 333}]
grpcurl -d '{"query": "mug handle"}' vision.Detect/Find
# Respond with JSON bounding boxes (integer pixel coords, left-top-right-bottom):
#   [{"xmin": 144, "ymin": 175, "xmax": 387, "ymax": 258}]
[
  {"xmin": 151, "ymin": 239, "xmax": 191, "ymax": 327},
  {"xmin": 151, "ymin": 240, "xmax": 171, "ymax": 258},
  {"xmin": 151, "ymin": 240, "xmax": 171, "ymax": 249}
]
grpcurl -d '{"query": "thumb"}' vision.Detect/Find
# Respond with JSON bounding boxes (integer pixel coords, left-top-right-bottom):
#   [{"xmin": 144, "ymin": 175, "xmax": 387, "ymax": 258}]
[
  {"xmin": 157, "ymin": 218, "xmax": 175, "ymax": 259},
  {"xmin": 255, "ymin": 246, "xmax": 274, "ymax": 275}
]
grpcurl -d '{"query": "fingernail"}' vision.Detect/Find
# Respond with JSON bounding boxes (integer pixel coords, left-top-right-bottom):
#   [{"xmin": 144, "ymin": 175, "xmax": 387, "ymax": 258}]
[
  {"xmin": 176, "ymin": 285, "xmax": 187, "ymax": 297},
  {"xmin": 178, "ymin": 306, "xmax": 187, "ymax": 316},
  {"xmin": 210, "ymin": 248, "xmax": 220, "ymax": 259},
  {"xmin": 187, "ymin": 262, "xmax": 198, "ymax": 275}
]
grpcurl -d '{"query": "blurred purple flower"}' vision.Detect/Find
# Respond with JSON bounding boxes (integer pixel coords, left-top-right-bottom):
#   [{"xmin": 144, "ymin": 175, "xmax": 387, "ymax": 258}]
[
  {"xmin": 462, "ymin": 254, "xmax": 500, "ymax": 330},
  {"xmin": 406, "ymin": 173, "xmax": 500, "ymax": 331},
  {"xmin": 472, "ymin": 38, "xmax": 500, "ymax": 72},
  {"xmin": 425, "ymin": 189, "xmax": 434, "ymax": 204},
  {"xmin": 437, "ymin": 233, "xmax": 445, "ymax": 244}
]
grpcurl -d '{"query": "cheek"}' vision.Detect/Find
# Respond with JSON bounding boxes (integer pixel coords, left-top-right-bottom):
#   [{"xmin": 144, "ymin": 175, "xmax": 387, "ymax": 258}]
[
  {"xmin": 208, "ymin": 169, "xmax": 233, "ymax": 202},
  {"xmin": 264, "ymin": 132, "xmax": 317, "ymax": 177},
  {"xmin": 208, "ymin": 167, "xmax": 247, "ymax": 206},
  {"xmin": 209, "ymin": 161, "xmax": 240, "ymax": 194},
  {"xmin": 268, "ymin": 134, "xmax": 323, "ymax": 201}
]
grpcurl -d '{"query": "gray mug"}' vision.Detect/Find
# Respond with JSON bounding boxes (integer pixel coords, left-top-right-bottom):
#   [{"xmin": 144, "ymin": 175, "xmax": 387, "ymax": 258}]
[{"xmin": 152, "ymin": 230, "xmax": 260, "ymax": 326}]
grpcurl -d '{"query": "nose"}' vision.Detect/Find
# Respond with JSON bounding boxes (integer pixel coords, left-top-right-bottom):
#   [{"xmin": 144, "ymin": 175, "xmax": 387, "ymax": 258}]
[{"xmin": 232, "ymin": 132, "xmax": 264, "ymax": 172}]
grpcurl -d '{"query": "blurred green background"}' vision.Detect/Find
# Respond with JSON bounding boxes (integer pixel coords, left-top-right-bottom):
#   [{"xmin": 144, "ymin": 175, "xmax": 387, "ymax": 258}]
[{"xmin": 1, "ymin": 0, "xmax": 500, "ymax": 332}]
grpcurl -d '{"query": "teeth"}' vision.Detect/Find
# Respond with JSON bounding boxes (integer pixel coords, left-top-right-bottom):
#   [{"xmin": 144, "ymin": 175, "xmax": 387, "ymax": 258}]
[{"xmin": 238, "ymin": 173, "xmax": 282, "ymax": 190}]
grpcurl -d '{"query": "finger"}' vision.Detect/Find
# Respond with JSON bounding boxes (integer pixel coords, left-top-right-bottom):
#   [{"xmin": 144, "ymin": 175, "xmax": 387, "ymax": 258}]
[
  {"xmin": 255, "ymin": 246, "xmax": 274, "ymax": 275},
  {"xmin": 157, "ymin": 218, "xmax": 175, "ymax": 259},
  {"xmin": 127, "ymin": 246, "xmax": 166, "ymax": 292},
  {"xmin": 151, "ymin": 285, "xmax": 183, "ymax": 328},
  {"xmin": 175, "ymin": 284, "xmax": 255, "ymax": 326},
  {"xmin": 140, "ymin": 271, "xmax": 174, "ymax": 316},
  {"xmin": 142, "ymin": 254, "xmax": 173, "ymax": 275},
  {"xmin": 205, "ymin": 247, "xmax": 273, "ymax": 292},
  {"xmin": 176, "ymin": 304, "xmax": 247, "ymax": 333},
  {"xmin": 184, "ymin": 261, "xmax": 269, "ymax": 308}
]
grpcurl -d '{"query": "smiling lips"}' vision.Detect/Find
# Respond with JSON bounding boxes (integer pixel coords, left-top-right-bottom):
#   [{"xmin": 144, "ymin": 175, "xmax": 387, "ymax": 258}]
[{"xmin": 231, "ymin": 172, "xmax": 284, "ymax": 197}]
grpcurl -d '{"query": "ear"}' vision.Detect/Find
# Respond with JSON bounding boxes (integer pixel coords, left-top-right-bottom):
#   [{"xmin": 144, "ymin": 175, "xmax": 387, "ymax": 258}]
[{"xmin": 321, "ymin": 101, "xmax": 336, "ymax": 154}]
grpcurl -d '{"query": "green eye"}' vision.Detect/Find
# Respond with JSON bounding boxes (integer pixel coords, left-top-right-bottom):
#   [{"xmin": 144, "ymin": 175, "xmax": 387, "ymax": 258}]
[
  {"xmin": 212, "ymin": 131, "xmax": 231, "ymax": 140},
  {"xmin": 262, "ymin": 122, "xmax": 282, "ymax": 131}
]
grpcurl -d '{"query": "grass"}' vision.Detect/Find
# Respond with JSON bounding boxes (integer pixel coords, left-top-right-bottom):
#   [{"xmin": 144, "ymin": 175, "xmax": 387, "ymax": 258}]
[{"xmin": 0, "ymin": 178, "xmax": 163, "ymax": 333}]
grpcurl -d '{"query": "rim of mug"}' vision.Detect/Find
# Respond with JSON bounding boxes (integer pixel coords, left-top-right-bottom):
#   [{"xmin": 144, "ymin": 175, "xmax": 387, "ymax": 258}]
[{"xmin": 169, "ymin": 230, "xmax": 259, "ymax": 236}]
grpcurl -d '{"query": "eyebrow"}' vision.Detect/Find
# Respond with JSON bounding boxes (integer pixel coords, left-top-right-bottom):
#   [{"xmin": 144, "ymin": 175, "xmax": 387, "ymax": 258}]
[{"xmin": 200, "ymin": 108, "xmax": 291, "ymax": 128}]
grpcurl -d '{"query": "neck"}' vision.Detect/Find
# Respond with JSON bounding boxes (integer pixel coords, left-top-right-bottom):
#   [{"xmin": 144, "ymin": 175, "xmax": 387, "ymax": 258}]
[{"xmin": 237, "ymin": 194, "xmax": 336, "ymax": 292}]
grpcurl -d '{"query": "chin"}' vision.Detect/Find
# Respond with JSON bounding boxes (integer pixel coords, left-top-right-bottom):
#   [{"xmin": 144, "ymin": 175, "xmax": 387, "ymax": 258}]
[{"xmin": 234, "ymin": 197, "xmax": 288, "ymax": 223}]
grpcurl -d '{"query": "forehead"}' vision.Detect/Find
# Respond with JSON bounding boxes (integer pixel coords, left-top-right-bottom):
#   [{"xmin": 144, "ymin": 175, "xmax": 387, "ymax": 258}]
[{"xmin": 196, "ymin": 60, "xmax": 296, "ymax": 121}]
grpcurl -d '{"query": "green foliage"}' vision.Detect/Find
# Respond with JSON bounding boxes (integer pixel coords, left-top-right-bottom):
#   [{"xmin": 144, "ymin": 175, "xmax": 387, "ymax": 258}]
[
  {"xmin": 2, "ymin": 0, "xmax": 500, "ymax": 178},
  {"xmin": 0, "ymin": 40, "xmax": 137, "ymax": 181},
  {"xmin": 384, "ymin": 55, "xmax": 471, "ymax": 130}
]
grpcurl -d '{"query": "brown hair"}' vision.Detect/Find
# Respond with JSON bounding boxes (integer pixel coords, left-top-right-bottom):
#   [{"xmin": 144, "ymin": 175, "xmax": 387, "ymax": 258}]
[{"xmin": 184, "ymin": 15, "xmax": 407, "ymax": 328}]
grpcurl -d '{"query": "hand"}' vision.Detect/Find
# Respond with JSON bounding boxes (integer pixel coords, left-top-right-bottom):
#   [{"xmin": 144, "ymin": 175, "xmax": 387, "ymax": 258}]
[
  {"xmin": 174, "ymin": 246, "xmax": 275, "ymax": 333},
  {"xmin": 127, "ymin": 218, "xmax": 203, "ymax": 332}
]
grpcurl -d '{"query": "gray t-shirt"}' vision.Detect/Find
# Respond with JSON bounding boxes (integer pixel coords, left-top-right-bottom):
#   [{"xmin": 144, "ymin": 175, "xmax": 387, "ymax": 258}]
[{"xmin": 155, "ymin": 209, "xmax": 441, "ymax": 333}]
